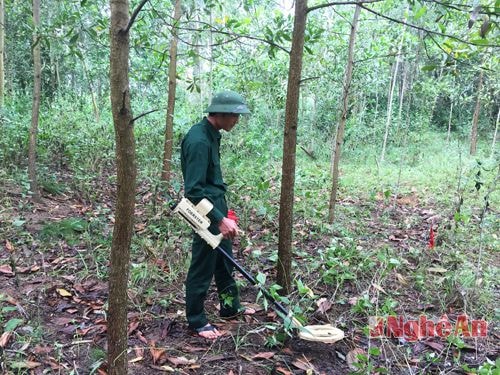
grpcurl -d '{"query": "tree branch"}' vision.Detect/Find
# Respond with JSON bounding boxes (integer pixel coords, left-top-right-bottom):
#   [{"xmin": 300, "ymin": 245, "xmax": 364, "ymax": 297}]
[
  {"xmin": 299, "ymin": 76, "xmax": 321, "ymax": 84},
  {"xmin": 420, "ymin": 0, "xmax": 496, "ymax": 14},
  {"xmin": 124, "ymin": 0, "xmax": 150, "ymax": 34},
  {"xmin": 130, "ymin": 108, "xmax": 161, "ymax": 124},
  {"xmin": 359, "ymin": 3, "xmax": 500, "ymax": 48},
  {"xmin": 166, "ymin": 20, "xmax": 290, "ymax": 54},
  {"xmin": 307, "ymin": 0, "xmax": 382, "ymax": 14}
]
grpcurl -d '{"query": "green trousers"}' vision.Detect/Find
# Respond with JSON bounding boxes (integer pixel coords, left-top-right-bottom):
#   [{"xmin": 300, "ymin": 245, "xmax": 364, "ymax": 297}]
[{"xmin": 185, "ymin": 199, "xmax": 241, "ymax": 329}]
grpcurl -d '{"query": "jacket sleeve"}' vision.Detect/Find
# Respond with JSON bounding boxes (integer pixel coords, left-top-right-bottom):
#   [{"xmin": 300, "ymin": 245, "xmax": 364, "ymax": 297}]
[{"xmin": 182, "ymin": 139, "xmax": 225, "ymax": 224}]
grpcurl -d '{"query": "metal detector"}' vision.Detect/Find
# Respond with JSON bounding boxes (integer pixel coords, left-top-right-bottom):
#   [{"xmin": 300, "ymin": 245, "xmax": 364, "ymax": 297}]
[{"xmin": 172, "ymin": 197, "xmax": 344, "ymax": 344}]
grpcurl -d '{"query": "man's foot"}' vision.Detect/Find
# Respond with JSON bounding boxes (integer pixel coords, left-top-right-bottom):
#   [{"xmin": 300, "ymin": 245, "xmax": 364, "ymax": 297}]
[
  {"xmin": 193, "ymin": 324, "xmax": 222, "ymax": 340},
  {"xmin": 220, "ymin": 307, "xmax": 256, "ymax": 319},
  {"xmin": 242, "ymin": 307, "xmax": 256, "ymax": 315}
]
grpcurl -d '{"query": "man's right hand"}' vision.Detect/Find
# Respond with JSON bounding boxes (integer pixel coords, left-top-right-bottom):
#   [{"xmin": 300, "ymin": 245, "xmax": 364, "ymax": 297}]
[{"xmin": 218, "ymin": 217, "xmax": 239, "ymax": 240}]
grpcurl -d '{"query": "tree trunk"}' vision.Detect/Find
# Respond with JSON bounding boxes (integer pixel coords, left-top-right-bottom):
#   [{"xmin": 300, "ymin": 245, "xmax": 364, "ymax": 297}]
[
  {"xmin": 328, "ymin": 4, "xmax": 361, "ymax": 223},
  {"xmin": 28, "ymin": 0, "xmax": 41, "ymax": 201},
  {"xmin": 0, "ymin": 0, "xmax": 4, "ymax": 106},
  {"xmin": 380, "ymin": 16, "xmax": 406, "ymax": 162},
  {"xmin": 490, "ymin": 107, "xmax": 499, "ymax": 158},
  {"xmin": 161, "ymin": 0, "xmax": 182, "ymax": 183},
  {"xmin": 470, "ymin": 69, "xmax": 484, "ymax": 155},
  {"xmin": 107, "ymin": 0, "xmax": 137, "ymax": 373},
  {"xmin": 276, "ymin": 0, "xmax": 307, "ymax": 294},
  {"xmin": 81, "ymin": 56, "xmax": 100, "ymax": 122},
  {"xmin": 447, "ymin": 101, "xmax": 454, "ymax": 145},
  {"xmin": 395, "ymin": 63, "xmax": 407, "ymax": 140}
]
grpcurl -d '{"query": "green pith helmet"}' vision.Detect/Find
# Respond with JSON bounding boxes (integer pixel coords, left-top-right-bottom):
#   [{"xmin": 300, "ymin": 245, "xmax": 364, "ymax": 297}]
[{"xmin": 204, "ymin": 90, "xmax": 251, "ymax": 114}]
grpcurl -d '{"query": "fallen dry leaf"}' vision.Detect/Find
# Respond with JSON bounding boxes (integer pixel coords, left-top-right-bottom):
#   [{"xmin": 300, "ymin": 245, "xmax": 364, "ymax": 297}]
[
  {"xmin": 183, "ymin": 344, "xmax": 207, "ymax": 352},
  {"xmin": 292, "ymin": 356, "xmax": 315, "ymax": 372},
  {"xmin": 0, "ymin": 265, "xmax": 14, "ymax": 276},
  {"xmin": 33, "ymin": 345, "xmax": 53, "ymax": 355},
  {"xmin": 128, "ymin": 320, "xmax": 140, "ymax": 335},
  {"xmin": 5, "ymin": 240, "xmax": 14, "ymax": 252},
  {"xmin": 395, "ymin": 272, "xmax": 407, "ymax": 285},
  {"xmin": 276, "ymin": 367, "xmax": 293, "ymax": 375},
  {"xmin": 428, "ymin": 267, "xmax": 447, "ymax": 273},
  {"xmin": 0, "ymin": 332, "xmax": 12, "ymax": 348},
  {"xmin": 129, "ymin": 357, "xmax": 143, "ymax": 363},
  {"xmin": 316, "ymin": 297, "xmax": 332, "ymax": 314},
  {"xmin": 166, "ymin": 355, "xmax": 196, "ymax": 366},
  {"xmin": 136, "ymin": 331, "xmax": 148, "ymax": 344},
  {"xmin": 56, "ymin": 288, "xmax": 72, "ymax": 297},
  {"xmin": 423, "ymin": 340, "xmax": 445, "ymax": 352},
  {"xmin": 346, "ymin": 348, "xmax": 366, "ymax": 371},
  {"xmin": 134, "ymin": 346, "xmax": 144, "ymax": 358},
  {"xmin": 252, "ymin": 352, "xmax": 275, "ymax": 360},
  {"xmin": 371, "ymin": 283, "xmax": 387, "ymax": 294},
  {"xmin": 149, "ymin": 342, "xmax": 167, "ymax": 365},
  {"xmin": 150, "ymin": 365, "xmax": 175, "ymax": 372}
]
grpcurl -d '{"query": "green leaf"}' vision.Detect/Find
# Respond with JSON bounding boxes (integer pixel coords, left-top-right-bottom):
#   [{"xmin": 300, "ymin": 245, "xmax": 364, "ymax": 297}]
[
  {"xmin": 5, "ymin": 318, "xmax": 24, "ymax": 332},
  {"xmin": 421, "ymin": 64, "xmax": 437, "ymax": 71},
  {"xmin": 12, "ymin": 219, "xmax": 25, "ymax": 227},
  {"xmin": 470, "ymin": 38, "xmax": 490, "ymax": 45},
  {"xmin": 414, "ymin": 6, "xmax": 427, "ymax": 20},
  {"xmin": 256, "ymin": 272, "xmax": 266, "ymax": 285},
  {"xmin": 369, "ymin": 347, "xmax": 381, "ymax": 356},
  {"xmin": 69, "ymin": 33, "xmax": 79, "ymax": 45}
]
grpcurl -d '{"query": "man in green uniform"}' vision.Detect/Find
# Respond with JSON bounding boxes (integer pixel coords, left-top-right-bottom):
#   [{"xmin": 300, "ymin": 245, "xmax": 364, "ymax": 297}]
[{"xmin": 181, "ymin": 90, "xmax": 254, "ymax": 339}]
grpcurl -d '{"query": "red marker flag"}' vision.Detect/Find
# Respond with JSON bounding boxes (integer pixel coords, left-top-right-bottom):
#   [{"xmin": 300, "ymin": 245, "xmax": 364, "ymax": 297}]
[
  {"xmin": 227, "ymin": 209, "xmax": 239, "ymax": 224},
  {"xmin": 428, "ymin": 226, "xmax": 435, "ymax": 249}
]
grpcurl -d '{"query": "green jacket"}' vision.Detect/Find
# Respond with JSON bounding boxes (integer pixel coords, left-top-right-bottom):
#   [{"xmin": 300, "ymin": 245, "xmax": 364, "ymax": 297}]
[{"xmin": 181, "ymin": 117, "xmax": 227, "ymax": 224}]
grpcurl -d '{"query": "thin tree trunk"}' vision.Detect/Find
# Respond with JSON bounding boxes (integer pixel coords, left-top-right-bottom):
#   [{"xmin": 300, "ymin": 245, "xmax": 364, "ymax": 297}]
[
  {"xmin": 395, "ymin": 63, "xmax": 407, "ymax": 140},
  {"xmin": 380, "ymin": 16, "xmax": 406, "ymax": 162},
  {"xmin": 0, "ymin": 0, "xmax": 4, "ymax": 106},
  {"xmin": 81, "ymin": 56, "xmax": 100, "ymax": 122},
  {"xmin": 470, "ymin": 69, "xmax": 484, "ymax": 155},
  {"xmin": 108, "ymin": 0, "xmax": 137, "ymax": 373},
  {"xmin": 277, "ymin": 0, "xmax": 307, "ymax": 294},
  {"xmin": 328, "ymin": 4, "xmax": 361, "ymax": 223},
  {"xmin": 491, "ymin": 107, "xmax": 499, "ymax": 157},
  {"xmin": 162, "ymin": 0, "xmax": 182, "ymax": 183},
  {"xmin": 28, "ymin": 0, "xmax": 41, "ymax": 201},
  {"xmin": 447, "ymin": 101, "xmax": 454, "ymax": 145}
]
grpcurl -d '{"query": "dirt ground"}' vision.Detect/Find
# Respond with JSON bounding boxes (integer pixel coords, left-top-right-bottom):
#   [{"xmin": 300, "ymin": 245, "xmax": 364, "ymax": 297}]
[{"xmin": 0, "ymin": 182, "xmax": 498, "ymax": 374}]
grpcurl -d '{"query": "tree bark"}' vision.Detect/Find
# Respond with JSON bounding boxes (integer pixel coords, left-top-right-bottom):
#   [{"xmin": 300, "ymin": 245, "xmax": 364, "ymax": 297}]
[
  {"xmin": 0, "ymin": 0, "xmax": 4, "ymax": 106},
  {"xmin": 277, "ymin": 0, "xmax": 307, "ymax": 294},
  {"xmin": 162, "ymin": 0, "xmax": 182, "ymax": 183},
  {"xmin": 447, "ymin": 101, "xmax": 454, "ymax": 145},
  {"xmin": 470, "ymin": 69, "xmax": 484, "ymax": 155},
  {"xmin": 107, "ymin": 0, "xmax": 137, "ymax": 373},
  {"xmin": 328, "ymin": 4, "xmax": 361, "ymax": 223},
  {"xmin": 28, "ymin": 0, "xmax": 41, "ymax": 201},
  {"xmin": 491, "ymin": 108, "xmax": 499, "ymax": 158}
]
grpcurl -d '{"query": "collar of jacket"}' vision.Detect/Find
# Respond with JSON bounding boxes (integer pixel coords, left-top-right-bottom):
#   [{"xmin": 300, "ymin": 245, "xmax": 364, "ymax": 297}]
[{"xmin": 202, "ymin": 117, "xmax": 221, "ymax": 142}]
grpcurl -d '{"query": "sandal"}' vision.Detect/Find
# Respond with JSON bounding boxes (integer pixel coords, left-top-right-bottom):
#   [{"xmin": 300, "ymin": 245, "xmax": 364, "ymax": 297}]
[
  {"xmin": 220, "ymin": 307, "xmax": 256, "ymax": 320},
  {"xmin": 192, "ymin": 324, "xmax": 222, "ymax": 340}
]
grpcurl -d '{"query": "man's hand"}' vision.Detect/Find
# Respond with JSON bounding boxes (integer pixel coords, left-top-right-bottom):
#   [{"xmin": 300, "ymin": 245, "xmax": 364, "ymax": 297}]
[{"xmin": 218, "ymin": 217, "xmax": 239, "ymax": 240}]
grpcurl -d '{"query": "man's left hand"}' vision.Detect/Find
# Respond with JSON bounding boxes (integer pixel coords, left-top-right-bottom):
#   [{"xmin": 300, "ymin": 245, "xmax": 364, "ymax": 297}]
[{"xmin": 218, "ymin": 217, "xmax": 239, "ymax": 240}]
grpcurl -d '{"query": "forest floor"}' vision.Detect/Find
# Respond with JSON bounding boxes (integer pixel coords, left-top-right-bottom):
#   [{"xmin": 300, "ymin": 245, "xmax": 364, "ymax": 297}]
[{"xmin": 0, "ymin": 175, "xmax": 498, "ymax": 375}]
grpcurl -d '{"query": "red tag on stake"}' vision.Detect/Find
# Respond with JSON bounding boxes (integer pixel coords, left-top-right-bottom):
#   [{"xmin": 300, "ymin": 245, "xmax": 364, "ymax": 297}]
[
  {"xmin": 428, "ymin": 226, "xmax": 435, "ymax": 249},
  {"xmin": 227, "ymin": 209, "xmax": 239, "ymax": 223}
]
